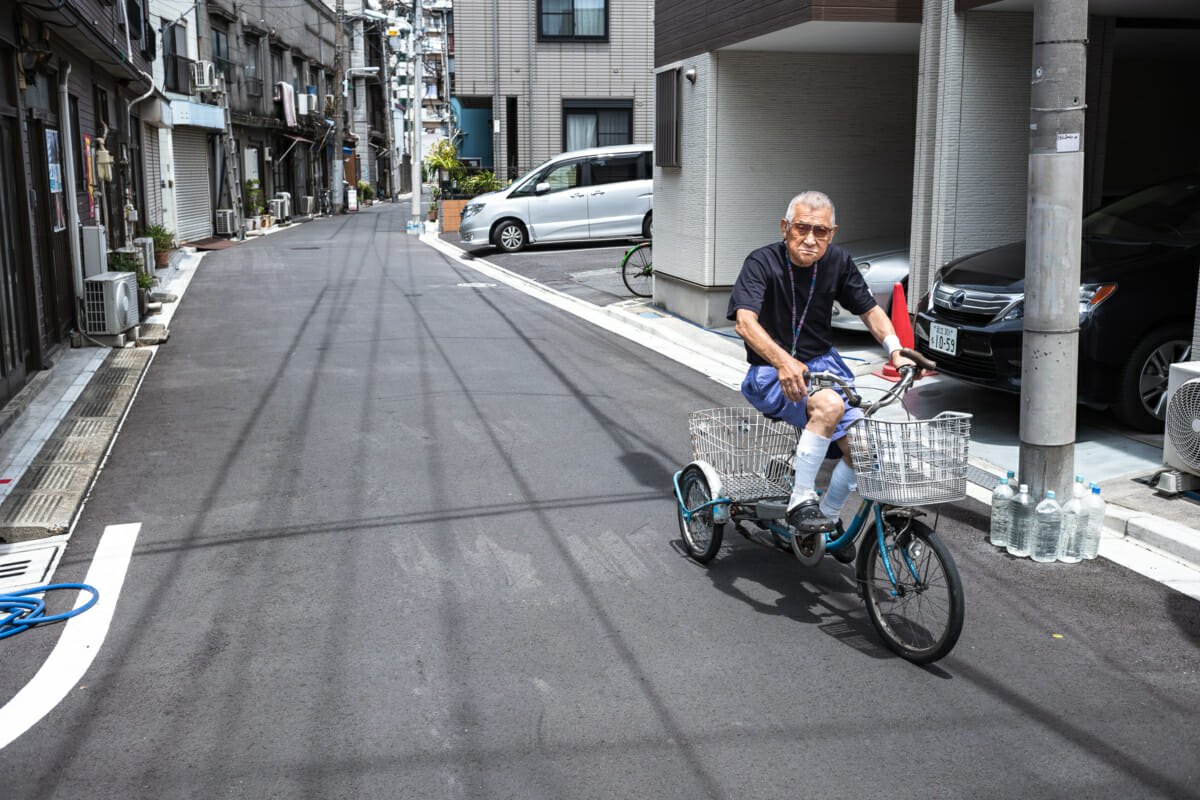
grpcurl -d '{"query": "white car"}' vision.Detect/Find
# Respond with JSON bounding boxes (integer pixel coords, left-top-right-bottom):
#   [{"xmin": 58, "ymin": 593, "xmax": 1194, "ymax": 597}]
[
  {"xmin": 830, "ymin": 237, "xmax": 911, "ymax": 331},
  {"xmin": 458, "ymin": 144, "xmax": 653, "ymax": 252}
]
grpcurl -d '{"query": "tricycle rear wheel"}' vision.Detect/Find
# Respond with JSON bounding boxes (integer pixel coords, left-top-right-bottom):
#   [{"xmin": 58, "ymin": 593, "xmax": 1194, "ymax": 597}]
[{"xmin": 677, "ymin": 465, "xmax": 724, "ymax": 563}]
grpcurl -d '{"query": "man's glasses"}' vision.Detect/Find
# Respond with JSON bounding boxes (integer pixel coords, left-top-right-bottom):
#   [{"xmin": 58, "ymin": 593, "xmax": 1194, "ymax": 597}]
[{"xmin": 788, "ymin": 222, "xmax": 835, "ymax": 241}]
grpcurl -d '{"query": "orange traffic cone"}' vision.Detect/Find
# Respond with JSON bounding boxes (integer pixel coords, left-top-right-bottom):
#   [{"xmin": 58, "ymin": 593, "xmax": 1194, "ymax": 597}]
[{"xmin": 872, "ymin": 282, "xmax": 922, "ymax": 382}]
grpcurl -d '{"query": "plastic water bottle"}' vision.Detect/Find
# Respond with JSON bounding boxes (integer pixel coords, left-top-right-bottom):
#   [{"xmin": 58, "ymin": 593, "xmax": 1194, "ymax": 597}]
[
  {"xmin": 1006, "ymin": 484, "xmax": 1034, "ymax": 557},
  {"xmin": 988, "ymin": 471, "xmax": 1016, "ymax": 547},
  {"xmin": 1059, "ymin": 490, "xmax": 1086, "ymax": 563},
  {"xmin": 1080, "ymin": 484, "xmax": 1106, "ymax": 560},
  {"xmin": 1032, "ymin": 490, "xmax": 1062, "ymax": 562}
]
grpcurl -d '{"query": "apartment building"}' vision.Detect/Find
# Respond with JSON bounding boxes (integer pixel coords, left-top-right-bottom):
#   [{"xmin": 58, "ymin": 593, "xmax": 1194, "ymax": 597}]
[
  {"xmin": 452, "ymin": 0, "xmax": 653, "ymax": 181},
  {"xmin": 155, "ymin": 0, "xmax": 342, "ymax": 242},
  {"xmin": 1, "ymin": 1, "xmax": 165, "ymax": 405}
]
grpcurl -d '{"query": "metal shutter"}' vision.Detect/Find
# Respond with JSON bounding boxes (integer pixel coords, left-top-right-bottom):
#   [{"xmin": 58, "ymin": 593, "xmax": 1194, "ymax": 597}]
[{"xmin": 174, "ymin": 128, "xmax": 212, "ymax": 243}]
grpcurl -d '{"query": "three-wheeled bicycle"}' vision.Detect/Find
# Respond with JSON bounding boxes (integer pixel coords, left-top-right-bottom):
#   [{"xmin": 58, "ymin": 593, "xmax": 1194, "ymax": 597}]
[{"xmin": 673, "ymin": 350, "xmax": 971, "ymax": 664}]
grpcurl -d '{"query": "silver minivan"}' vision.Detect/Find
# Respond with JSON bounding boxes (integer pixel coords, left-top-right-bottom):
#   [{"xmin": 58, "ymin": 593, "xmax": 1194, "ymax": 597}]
[{"xmin": 458, "ymin": 144, "xmax": 653, "ymax": 252}]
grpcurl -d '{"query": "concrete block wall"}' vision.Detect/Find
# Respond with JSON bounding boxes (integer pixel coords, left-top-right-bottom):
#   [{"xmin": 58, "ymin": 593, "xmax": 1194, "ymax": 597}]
[
  {"xmin": 712, "ymin": 52, "xmax": 917, "ymax": 287},
  {"xmin": 654, "ymin": 50, "xmax": 917, "ymax": 327},
  {"xmin": 653, "ymin": 54, "xmax": 718, "ymax": 323},
  {"xmin": 953, "ymin": 12, "xmax": 1033, "ymax": 258}
]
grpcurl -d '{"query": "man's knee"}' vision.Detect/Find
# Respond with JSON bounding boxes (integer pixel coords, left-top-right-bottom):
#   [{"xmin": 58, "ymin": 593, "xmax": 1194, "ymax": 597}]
[{"xmin": 808, "ymin": 388, "xmax": 844, "ymax": 422}]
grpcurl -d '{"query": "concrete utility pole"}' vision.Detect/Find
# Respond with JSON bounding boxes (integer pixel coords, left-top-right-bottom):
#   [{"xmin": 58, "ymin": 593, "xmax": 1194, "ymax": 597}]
[
  {"xmin": 1019, "ymin": 0, "xmax": 1088, "ymax": 501},
  {"xmin": 410, "ymin": 0, "xmax": 423, "ymax": 231},
  {"xmin": 381, "ymin": 31, "xmax": 396, "ymax": 201},
  {"xmin": 332, "ymin": 0, "xmax": 346, "ymax": 214}
]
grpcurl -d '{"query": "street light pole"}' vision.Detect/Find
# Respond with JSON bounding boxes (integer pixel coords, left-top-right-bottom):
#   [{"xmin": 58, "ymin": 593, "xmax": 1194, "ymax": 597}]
[
  {"xmin": 410, "ymin": 0, "xmax": 423, "ymax": 231},
  {"xmin": 332, "ymin": 0, "xmax": 346, "ymax": 214}
]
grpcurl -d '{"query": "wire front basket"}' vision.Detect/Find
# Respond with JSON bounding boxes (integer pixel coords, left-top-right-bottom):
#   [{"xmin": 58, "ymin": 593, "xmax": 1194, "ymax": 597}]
[
  {"xmin": 688, "ymin": 408, "xmax": 798, "ymax": 500},
  {"xmin": 847, "ymin": 411, "xmax": 972, "ymax": 506}
]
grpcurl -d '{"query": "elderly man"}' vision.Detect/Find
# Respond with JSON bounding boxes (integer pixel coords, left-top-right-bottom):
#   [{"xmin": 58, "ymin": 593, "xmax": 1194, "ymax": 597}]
[{"xmin": 727, "ymin": 191, "xmax": 914, "ymax": 554}]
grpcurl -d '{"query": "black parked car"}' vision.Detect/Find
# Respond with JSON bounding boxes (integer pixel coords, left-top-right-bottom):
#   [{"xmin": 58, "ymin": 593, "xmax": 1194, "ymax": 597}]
[{"xmin": 915, "ymin": 175, "xmax": 1199, "ymax": 431}]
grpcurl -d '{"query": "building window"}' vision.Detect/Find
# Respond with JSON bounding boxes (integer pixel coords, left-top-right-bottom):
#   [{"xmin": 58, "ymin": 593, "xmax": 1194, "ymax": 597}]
[
  {"xmin": 271, "ymin": 48, "xmax": 284, "ymax": 86},
  {"xmin": 163, "ymin": 22, "xmax": 191, "ymax": 94},
  {"xmin": 211, "ymin": 24, "xmax": 230, "ymax": 77},
  {"xmin": 245, "ymin": 37, "xmax": 262, "ymax": 97},
  {"xmin": 562, "ymin": 99, "xmax": 630, "ymax": 151},
  {"xmin": 538, "ymin": 0, "xmax": 607, "ymax": 41},
  {"xmin": 655, "ymin": 69, "xmax": 680, "ymax": 168}
]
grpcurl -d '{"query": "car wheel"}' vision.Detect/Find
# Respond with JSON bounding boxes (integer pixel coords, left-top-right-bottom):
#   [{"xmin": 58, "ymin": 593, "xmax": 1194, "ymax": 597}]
[
  {"xmin": 642, "ymin": 212, "xmax": 652, "ymax": 240},
  {"xmin": 1114, "ymin": 326, "xmax": 1193, "ymax": 432},
  {"xmin": 493, "ymin": 219, "xmax": 527, "ymax": 253}
]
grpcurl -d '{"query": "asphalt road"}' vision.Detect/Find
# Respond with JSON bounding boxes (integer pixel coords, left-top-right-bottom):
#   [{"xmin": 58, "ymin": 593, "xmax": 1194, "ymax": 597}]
[{"xmin": 2, "ymin": 203, "xmax": 1198, "ymax": 799}]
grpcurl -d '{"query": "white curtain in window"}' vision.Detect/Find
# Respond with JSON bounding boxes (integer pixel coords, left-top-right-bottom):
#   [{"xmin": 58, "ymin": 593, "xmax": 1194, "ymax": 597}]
[
  {"xmin": 543, "ymin": 0, "xmax": 573, "ymax": 36},
  {"xmin": 566, "ymin": 114, "xmax": 597, "ymax": 151},
  {"xmin": 575, "ymin": 0, "xmax": 605, "ymax": 36}
]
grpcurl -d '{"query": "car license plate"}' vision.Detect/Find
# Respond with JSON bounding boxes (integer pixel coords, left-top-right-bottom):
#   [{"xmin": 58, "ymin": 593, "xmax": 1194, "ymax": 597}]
[{"xmin": 929, "ymin": 322, "xmax": 958, "ymax": 356}]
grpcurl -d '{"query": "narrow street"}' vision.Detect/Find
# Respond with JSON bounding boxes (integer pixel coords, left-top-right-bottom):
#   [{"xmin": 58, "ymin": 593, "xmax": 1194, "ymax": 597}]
[{"xmin": 2, "ymin": 204, "xmax": 1198, "ymax": 799}]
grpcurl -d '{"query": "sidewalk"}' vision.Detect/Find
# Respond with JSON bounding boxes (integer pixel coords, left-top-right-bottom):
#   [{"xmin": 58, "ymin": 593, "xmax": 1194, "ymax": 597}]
[{"xmin": 420, "ymin": 231, "xmax": 1200, "ymax": 601}]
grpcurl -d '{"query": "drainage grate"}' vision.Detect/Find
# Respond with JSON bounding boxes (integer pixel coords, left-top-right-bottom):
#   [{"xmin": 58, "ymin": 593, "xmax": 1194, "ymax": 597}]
[
  {"xmin": 0, "ymin": 541, "xmax": 64, "ymax": 593},
  {"xmin": 967, "ymin": 464, "xmax": 1004, "ymax": 491}
]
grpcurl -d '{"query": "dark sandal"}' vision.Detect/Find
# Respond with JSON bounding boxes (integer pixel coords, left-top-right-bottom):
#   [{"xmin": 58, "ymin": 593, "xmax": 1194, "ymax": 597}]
[{"xmin": 786, "ymin": 499, "xmax": 838, "ymax": 534}]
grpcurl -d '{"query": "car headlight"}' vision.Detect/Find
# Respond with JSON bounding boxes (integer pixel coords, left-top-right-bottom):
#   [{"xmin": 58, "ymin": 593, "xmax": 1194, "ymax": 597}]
[
  {"xmin": 1079, "ymin": 283, "xmax": 1116, "ymax": 314},
  {"xmin": 856, "ymin": 260, "xmax": 871, "ymax": 277},
  {"xmin": 462, "ymin": 202, "xmax": 484, "ymax": 221},
  {"xmin": 1001, "ymin": 300, "xmax": 1024, "ymax": 321}
]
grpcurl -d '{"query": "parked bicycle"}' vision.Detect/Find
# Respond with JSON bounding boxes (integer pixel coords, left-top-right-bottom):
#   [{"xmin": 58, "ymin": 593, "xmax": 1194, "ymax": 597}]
[
  {"xmin": 621, "ymin": 240, "xmax": 653, "ymax": 297},
  {"xmin": 674, "ymin": 350, "xmax": 970, "ymax": 664}
]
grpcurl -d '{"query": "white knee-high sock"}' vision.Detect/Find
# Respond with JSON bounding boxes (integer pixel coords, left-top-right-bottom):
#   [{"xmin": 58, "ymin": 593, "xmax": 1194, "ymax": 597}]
[
  {"xmin": 819, "ymin": 459, "xmax": 857, "ymax": 521},
  {"xmin": 788, "ymin": 428, "xmax": 831, "ymax": 510}
]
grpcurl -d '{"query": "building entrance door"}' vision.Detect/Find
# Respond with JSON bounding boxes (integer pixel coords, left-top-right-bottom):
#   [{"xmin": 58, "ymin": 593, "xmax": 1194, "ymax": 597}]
[
  {"xmin": 0, "ymin": 116, "xmax": 32, "ymax": 404},
  {"xmin": 29, "ymin": 115, "xmax": 74, "ymax": 343}
]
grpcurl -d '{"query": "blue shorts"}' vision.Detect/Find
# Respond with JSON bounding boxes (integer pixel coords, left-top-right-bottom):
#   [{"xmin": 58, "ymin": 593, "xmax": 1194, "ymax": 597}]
[{"xmin": 740, "ymin": 349, "xmax": 863, "ymax": 459}]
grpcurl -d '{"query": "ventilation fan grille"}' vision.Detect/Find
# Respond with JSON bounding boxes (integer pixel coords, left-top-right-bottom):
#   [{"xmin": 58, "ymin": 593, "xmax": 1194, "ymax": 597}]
[{"xmin": 1166, "ymin": 377, "xmax": 1200, "ymax": 470}]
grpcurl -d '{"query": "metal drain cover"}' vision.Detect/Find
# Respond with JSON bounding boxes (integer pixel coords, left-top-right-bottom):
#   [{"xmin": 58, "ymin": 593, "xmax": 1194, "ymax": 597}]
[{"xmin": 0, "ymin": 539, "xmax": 65, "ymax": 593}]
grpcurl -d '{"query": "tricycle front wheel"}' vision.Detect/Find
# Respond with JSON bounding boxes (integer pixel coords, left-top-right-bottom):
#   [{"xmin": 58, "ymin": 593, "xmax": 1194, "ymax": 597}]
[
  {"xmin": 676, "ymin": 464, "xmax": 724, "ymax": 563},
  {"xmin": 860, "ymin": 519, "xmax": 964, "ymax": 664}
]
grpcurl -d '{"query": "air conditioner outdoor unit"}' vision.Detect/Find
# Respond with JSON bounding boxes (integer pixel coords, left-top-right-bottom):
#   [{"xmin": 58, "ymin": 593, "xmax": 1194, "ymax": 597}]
[
  {"xmin": 274, "ymin": 192, "xmax": 292, "ymax": 219},
  {"xmin": 191, "ymin": 60, "xmax": 216, "ymax": 92},
  {"xmin": 83, "ymin": 271, "xmax": 138, "ymax": 335},
  {"xmin": 269, "ymin": 198, "xmax": 286, "ymax": 219},
  {"xmin": 295, "ymin": 93, "xmax": 310, "ymax": 116},
  {"xmin": 81, "ymin": 224, "xmax": 107, "ymax": 278},
  {"xmin": 215, "ymin": 209, "xmax": 237, "ymax": 235},
  {"xmin": 1161, "ymin": 361, "xmax": 1200, "ymax": 493},
  {"xmin": 299, "ymin": 196, "xmax": 315, "ymax": 215}
]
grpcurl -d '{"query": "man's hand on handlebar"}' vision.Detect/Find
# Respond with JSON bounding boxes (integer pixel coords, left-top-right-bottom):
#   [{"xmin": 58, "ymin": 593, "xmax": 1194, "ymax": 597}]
[
  {"xmin": 897, "ymin": 347, "xmax": 937, "ymax": 379},
  {"xmin": 777, "ymin": 357, "xmax": 808, "ymax": 403}
]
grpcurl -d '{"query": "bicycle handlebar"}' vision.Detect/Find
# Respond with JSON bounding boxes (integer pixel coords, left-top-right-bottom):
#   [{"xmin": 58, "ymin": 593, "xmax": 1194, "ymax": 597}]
[{"xmin": 803, "ymin": 349, "xmax": 935, "ymax": 416}]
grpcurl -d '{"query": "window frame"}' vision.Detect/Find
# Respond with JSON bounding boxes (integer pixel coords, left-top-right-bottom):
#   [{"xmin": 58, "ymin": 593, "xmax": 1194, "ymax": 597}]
[
  {"xmin": 537, "ymin": 0, "xmax": 609, "ymax": 42},
  {"xmin": 561, "ymin": 98, "xmax": 632, "ymax": 152}
]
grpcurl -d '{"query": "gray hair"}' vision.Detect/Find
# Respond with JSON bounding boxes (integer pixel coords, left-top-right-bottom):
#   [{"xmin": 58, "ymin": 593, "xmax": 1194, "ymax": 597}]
[{"xmin": 785, "ymin": 191, "xmax": 836, "ymax": 225}]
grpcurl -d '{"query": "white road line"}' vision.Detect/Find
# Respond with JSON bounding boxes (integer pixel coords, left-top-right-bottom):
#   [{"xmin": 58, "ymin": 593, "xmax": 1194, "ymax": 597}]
[{"xmin": 0, "ymin": 523, "xmax": 141, "ymax": 750}]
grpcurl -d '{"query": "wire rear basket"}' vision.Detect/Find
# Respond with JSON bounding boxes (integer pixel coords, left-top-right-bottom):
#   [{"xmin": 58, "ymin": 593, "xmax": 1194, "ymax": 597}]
[
  {"xmin": 688, "ymin": 408, "xmax": 798, "ymax": 500},
  {"xmin": 846, "ymin": 411, "xmax": 972, "ymax": 505}
]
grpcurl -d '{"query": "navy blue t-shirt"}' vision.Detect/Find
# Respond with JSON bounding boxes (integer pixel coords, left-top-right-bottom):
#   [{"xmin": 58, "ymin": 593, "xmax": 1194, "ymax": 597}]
[{"xmin": 727, "ymin": 241, "xmax": 876, "ymax": 365}]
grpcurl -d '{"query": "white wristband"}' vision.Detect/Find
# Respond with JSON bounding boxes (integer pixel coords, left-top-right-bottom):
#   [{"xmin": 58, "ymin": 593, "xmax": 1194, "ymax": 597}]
[{"xmin": 883, "ymin": 334, "xmax": 902, "ymax": 356}]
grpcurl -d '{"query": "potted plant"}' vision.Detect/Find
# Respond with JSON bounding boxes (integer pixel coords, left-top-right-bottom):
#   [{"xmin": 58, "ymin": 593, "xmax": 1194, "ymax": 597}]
[
  {"xmin": 439, "ymin": 170, "xmax": 503, "ymax": 233},
  {"xmin": 144, "ymin": 222, "xmax": 174, "ymax": 267},
  {"xmin": 356, "ymin": 180, "xmax": 375, "ymax": 206},
  {"xmin": 244, "ymin": 178, "xmax": 265, "ymax": 217},
  {"xmin": 108, "ymin": 250, "xmax": 141, "ymax": 272},
  {"xmin": 426, "ymin": 137, "xmax": 463, "ymax": 194}
]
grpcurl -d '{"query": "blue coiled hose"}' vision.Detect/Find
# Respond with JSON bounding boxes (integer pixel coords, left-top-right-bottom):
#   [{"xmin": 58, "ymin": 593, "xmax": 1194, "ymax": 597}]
[{"xmin": 0, "ymin": 584, "xmax": 99, "ymax": 640}]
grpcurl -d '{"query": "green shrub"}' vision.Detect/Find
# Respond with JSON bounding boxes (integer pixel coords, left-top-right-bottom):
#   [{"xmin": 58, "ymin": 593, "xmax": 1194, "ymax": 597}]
[
  {"xmin": 143, "ymin": 222, "xmax": 174, "ymax": 253},
  {"xmin": 108, "ymin": 250, "xmax": 140, "ymax": 272}
]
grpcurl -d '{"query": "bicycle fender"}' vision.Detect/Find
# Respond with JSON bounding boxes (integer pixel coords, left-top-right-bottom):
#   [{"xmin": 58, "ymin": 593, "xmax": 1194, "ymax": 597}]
[{"xmin": 684, "ymin": 460, "xmax": 724, "ymax": 504}]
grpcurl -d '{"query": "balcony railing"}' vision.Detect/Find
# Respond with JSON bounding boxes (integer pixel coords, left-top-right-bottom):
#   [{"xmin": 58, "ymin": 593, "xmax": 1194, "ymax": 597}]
[{"xmin": 164, "ymin": 54, "xmax": 194, "ymax": 94}]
